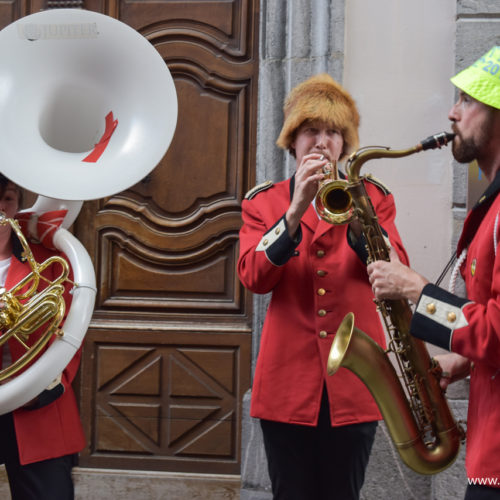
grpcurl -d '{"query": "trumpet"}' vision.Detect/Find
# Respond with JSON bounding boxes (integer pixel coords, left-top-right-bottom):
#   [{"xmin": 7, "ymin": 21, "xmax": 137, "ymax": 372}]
[
  {"xmin": 315, "ymin": 159, "xmax": 355, "ymax": 224},
  {"xmin": 315, "ymin": 132, "xmax": 456, "ymax": 226}
]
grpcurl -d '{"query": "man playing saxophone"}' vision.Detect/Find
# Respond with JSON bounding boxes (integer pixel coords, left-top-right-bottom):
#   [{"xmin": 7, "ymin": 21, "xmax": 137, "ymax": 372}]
[
  {"xmin": 367, "ymin": 46, "xmax": 500, "ymax": 500},
  {"xmin": 238, "ymin": 74, "xmax": 409, "ymax": 500}
]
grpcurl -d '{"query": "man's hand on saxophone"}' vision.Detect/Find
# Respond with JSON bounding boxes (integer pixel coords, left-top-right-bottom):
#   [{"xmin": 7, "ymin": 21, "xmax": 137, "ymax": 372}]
[
  {"xmin": 367, "ymin": 247, "xmax": 429, "ymax": 304},
  {"xmin": 434, "ymin": 353, "xmax": 471, "ymax": 390},
  {"xmin": 367, "ymin": 250, "xmax": 471, "ymax": 392}
]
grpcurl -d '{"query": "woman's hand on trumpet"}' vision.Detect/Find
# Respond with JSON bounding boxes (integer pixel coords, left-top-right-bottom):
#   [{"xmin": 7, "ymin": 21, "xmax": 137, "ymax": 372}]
[
  {"xmin": 286, "ymin": 152, "xmax": 330, "ymax": 238},
  {"xmin": 367, "ymin": 247, "xmax": 429, "ymax": 304}
]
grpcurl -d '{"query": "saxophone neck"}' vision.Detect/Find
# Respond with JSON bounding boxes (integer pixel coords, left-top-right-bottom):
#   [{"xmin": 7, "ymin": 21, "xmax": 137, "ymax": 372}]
[
  {"xmin": 345, "ymin": 132, "xmax": 455, "ymax": 182},
  {"xmin": 346, "ymin": 145, "xmax": 420, "ymax": 182}
]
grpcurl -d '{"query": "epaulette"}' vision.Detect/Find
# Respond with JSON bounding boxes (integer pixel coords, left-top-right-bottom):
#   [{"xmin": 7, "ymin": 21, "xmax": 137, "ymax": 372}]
[
  {"xmin": 364, "ymin": 174, "xmax": 391, "ymax": 195},
  {"xmin": 245, "ymin": 180, "xmax": 274, "ymax": 200}
]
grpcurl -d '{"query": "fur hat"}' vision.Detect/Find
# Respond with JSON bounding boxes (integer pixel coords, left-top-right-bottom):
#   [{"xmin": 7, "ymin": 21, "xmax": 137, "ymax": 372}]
[{"xmin": 276, "ymin": 73, "xmax": 360, "ymax": 160}]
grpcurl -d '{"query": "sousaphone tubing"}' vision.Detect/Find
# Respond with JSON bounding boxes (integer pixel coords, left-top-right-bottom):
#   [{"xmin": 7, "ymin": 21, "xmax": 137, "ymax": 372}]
[{"xmin": 0, "ymin": 9, "xmax": 177, "ymax": 413}]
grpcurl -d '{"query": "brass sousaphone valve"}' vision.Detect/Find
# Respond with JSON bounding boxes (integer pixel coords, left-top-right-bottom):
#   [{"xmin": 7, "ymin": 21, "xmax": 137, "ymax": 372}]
[{"xmin": 0, "ymin": 213, "xmax": 70, "ymax": 382}]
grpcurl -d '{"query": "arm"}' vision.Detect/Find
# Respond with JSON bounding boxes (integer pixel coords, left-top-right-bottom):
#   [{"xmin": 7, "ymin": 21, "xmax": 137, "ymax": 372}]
[
  {"xmin": 369, "ymin": 244, "xmax": 500, "ymax": 369},
  {"xmin": 238, "ymin": 153, "xmax": 329, "ymax": 293},
  {"xmin": 286, "ymin": 153, "xmax": 329, "ymax": 237},
  {"xmin": 238, "ymin": 200, "xmax": 300, "ymax": 294}
]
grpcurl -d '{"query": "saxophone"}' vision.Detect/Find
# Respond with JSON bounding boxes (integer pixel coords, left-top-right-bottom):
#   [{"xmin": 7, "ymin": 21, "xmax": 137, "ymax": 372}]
[{"xmin": 321, "ymin": 132, "xmax": 465, "ymax": 475}]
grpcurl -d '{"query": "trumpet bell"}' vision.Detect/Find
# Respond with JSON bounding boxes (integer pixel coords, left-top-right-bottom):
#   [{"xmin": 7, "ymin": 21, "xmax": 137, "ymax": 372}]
[
  {"xmin": 315, "ymin": 179, "xmax": 355, "ymax": 225},
  {"xmin": 0, "ymin": 9, "xmax": 177, "ymax": 200}
]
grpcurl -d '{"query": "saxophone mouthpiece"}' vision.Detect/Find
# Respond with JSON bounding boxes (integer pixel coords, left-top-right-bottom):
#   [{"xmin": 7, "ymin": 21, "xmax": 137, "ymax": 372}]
[{"xmin": 420, "ymin": 132, "xmax": 455, "ymax": 151}]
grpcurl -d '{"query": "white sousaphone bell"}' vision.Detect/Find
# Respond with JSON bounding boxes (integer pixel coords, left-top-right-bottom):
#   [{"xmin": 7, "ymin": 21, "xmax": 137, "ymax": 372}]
[{"xmin": 0, "ymin": 9, "xmax": 177, "ymax": 413}]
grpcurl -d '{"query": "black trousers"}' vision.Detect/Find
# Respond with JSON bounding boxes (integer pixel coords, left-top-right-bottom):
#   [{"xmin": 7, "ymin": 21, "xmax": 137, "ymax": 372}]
[
  {"xmin": 260, "ymin": 390, "xmax": 377, "ymax": 500},
  {"xmin": 465, "ymin": 485, "xmax": 500, "ymax": 499},
  {"xmin": 0, "ymin": 413, "xmax": 76, "ymax": 500}
]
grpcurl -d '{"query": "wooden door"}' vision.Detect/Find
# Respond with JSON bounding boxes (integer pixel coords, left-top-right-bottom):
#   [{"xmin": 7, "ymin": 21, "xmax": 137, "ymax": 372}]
[
  {"xmin": 0, "ymin": 0, "xmax": 258, "ymax": 476},
  {"xmin": 76, "ymin": 0, "xmax": 258, "ymax": 475}
]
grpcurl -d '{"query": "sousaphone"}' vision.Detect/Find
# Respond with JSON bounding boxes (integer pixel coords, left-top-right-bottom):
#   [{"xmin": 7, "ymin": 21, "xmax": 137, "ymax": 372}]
[{"xmin": 0, "ymin": 9, "xmax": 177, "ymax": 413}]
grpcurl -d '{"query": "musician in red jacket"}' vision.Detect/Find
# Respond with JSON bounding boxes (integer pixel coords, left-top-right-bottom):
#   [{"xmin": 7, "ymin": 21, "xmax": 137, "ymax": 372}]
[
  {"xmin": 238, "ymin": 74, "xmax": 409, "ymax": 500},
  {"xmin": 368, "ymin": 46, "xmax": 500, "ymax": 500},
  {"xmin": 0, "ymin": 175, "xmax": 85, "ymax": 500}
]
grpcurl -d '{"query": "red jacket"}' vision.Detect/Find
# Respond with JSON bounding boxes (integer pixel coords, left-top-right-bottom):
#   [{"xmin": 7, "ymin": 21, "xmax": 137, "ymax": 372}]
[
  {"xmin": 238, "ymin": 176, "xmax": 409, "ymax": 426},
  {"xmin": 1, "ymin": 243, "xmax": 85, "ymax": 465},
  {"xmin": 412, "ymin": 172, "xmax": 500, "ymax": 483}
]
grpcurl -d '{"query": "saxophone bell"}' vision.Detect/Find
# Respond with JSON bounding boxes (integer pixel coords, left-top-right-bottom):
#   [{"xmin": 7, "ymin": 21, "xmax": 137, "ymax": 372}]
[{"xmin": 328, "ymin": 312, "xmax": 464, "ymax": 475}]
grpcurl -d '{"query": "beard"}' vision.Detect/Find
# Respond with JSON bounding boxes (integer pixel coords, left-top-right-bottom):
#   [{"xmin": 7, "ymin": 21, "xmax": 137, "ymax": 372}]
[
  {"xmin": 451, "ymin": 111, "xmax": 494, "ymax": 163},
  {"xmin": 451, "ymin": 134, "xmax": 481, "ymax": 163}
]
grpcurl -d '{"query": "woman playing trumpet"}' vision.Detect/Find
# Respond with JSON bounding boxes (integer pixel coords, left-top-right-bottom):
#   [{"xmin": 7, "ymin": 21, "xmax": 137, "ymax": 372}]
[{"xmin": 237, "ymin": 74, "xmax": 409, "ymax": 500}]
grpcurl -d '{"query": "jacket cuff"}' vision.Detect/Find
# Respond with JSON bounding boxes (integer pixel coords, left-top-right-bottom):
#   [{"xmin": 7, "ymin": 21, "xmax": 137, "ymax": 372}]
[
  {"xmin": 256, "ymin": 215, "xmax": 302, "ymax": 266},
  {"xmin": 25, "ymin": 376, "xmax": 65, "ymax": 411},
  {"xmin": 410, "ymin": 283, "xmax": 472, "ymax": 351}
]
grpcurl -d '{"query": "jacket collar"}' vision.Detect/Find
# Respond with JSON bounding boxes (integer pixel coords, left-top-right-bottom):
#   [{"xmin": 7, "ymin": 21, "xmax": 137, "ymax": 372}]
[
  {"xmin": 2, "ymin": 232, "xmax": 30, "ymax": 287},
  {"xmin": 12, "ymin": 232, "xmax": 24, "ymax": 262},
  {"xmin": 458, "ymin": 170, "xmax": 500, "ymax": 253},
  {"xmin": 471, "ymin": 169, "xmax": 500, "ymax": 210}
]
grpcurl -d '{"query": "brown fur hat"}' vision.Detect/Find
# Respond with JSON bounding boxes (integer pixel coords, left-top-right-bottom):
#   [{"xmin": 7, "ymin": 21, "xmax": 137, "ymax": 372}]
[{"xmin": 276, "ymin": 73, "xmax": 360, "ymax": 160}]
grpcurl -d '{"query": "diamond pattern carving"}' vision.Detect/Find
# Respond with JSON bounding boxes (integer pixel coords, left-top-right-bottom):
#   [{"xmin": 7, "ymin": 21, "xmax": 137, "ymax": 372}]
[{"xmin": 94, "ymin": 344, "xmax": 237, "ymax": 459}]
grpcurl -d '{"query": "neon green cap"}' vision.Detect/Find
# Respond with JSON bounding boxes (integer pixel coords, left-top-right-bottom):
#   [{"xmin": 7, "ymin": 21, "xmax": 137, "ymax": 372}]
[{"xmin": 450, "ymin": 46, "xmax": 500, "ymax": 110}]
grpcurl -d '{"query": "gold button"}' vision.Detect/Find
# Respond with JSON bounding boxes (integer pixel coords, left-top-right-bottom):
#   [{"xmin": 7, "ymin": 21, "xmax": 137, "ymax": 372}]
[
  {"xmin": 319, "ymin": 330, "xmax": 328, "ymax": 338},
  {"xmin": 426, "ymin": 303, "xmax": 436, "ymax": 314},
  {"xmin": 318, "ymin": 309, "xmax": 327, "ymax": 317},
  {"xmin": 275, "ymin": 227, "xmax": 281, "ymax": 235},
  {"xmin": 317, "ymin": 288, "xmax": 326, "ymax": 296},
  {"xmin": 447, "ymin": 312, "xmax": 457, "ymax": 323},
  {"xmin": 317, "ymin": 270, "xmax": 327, "ymax": 277},
  {"xmin": 317, "ymin": 250, "xmax": 325, "ymax": 258},
  {"xmin": 262, "ymin": 239, "xmax": 268, "ymax": 246}
]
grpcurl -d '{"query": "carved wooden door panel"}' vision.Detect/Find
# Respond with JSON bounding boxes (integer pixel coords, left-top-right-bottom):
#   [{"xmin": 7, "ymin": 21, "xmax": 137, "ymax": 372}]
[{"xmin": 73, "ymin": 0, "xmax": 258, "ymax": 475}]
